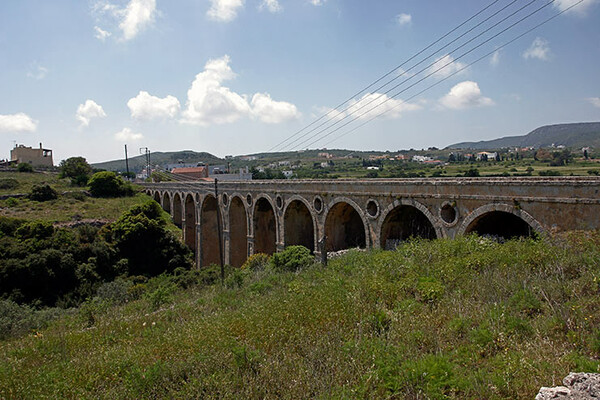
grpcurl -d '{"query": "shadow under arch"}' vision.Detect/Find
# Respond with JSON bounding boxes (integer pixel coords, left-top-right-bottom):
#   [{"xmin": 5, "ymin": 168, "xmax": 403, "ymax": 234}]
[
  {"xmin": 253, "ymin": 196, "xmax": 277, "ymax": 255},
  {"xmin": 458, "ymin": 203, "xmax": 544, "ymax": 240},
  {"xmin": 200, "ymin": 194, "xmax": 221, "ymax": 267},
  {"xmin": 324, "ymin": 198, "xmax": 368, "ymax": 252},
  {"xmin": 184, "ymin": 194, "xmax": 196, "ymax": 251},
  {"xmin": 378, "ymin": 200, "xmax": 439, "ymax": 249},
  {"xmin": 172, "ymin": 193, "xmax": 182, "ymax": 228},
  {"xmin": 229, "ymin": 195, "xmax": 248, "ymax": 267},
  {"xmin": 162, "ymin": 192, "xmax": 171, "ymax": 214},
  {"xmin": 283, "ymin": 197, "xmax": 316, "ymax": 252}
]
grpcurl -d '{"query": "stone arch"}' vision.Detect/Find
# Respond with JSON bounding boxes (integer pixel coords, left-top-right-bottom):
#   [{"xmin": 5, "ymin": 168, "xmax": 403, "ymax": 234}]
[
  {"xmin": 324, "ymin": 198, "xmax": 369, "ymax": 252},
  {"xmin": 172, "ymin": 193, "xmax": 182, "ymax": 228},
  {"xmin": 184, "ymin": 194, "xmax": 196, "ymax": 251},
  {"xmin": 200, "ymin": 195, "xmax": 221, "ymax": 267},
  {"xmin": 283, "ymin": 196, "xmax": 316, "ymax": 252},
  {"xmin": 153, "ymin": 191, "xmax": 161, "ymax": 203},
  {"xmin": 229, "ymin": 195, "xmax": 248, "ymax": 267},
  {"xmin": 458, "ymin": 203, "xmax": 544, "ymax": 240},
  {"xmin": 253, "ymin": 195, "xmax": 277, "ymax": 255},
  {"xmin": 378, "ymin": 199, "xmax": 439, "ymax": 250},
  {"xmin": 162, "ymin": 192, "xmax": 171, "ymax": 214}
]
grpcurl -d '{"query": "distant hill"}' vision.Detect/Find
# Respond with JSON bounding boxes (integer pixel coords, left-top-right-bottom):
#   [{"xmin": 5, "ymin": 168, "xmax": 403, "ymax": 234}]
[
  {"xmin": 92, "ymin": 150, "xmax": 223, "ymax": 172},
  {"xmin": 447, "ymin": 122, "xmax": 600, "ymax": 150}
]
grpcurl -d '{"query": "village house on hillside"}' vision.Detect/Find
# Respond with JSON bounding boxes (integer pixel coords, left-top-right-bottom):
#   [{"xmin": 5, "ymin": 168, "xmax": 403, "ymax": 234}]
[{"xmin": 10, "ymin": 143, "xmax": 53, "ymax": 167}]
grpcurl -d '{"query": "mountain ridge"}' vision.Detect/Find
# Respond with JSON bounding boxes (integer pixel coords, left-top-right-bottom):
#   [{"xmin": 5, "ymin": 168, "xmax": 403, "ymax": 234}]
[{"xmin": 446, "ymin": 122, "xmax": 600, "ymax": 150}]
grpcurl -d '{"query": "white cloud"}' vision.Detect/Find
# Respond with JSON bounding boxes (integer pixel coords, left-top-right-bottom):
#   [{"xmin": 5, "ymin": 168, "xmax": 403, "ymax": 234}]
[
  {"xmin": 309, "ymin": 0, "xmax": 326, "ymax": 5},
  {"xmin": 182, "ymin": 56, "xmax": 250, "ymax": 125},
  {"xmin": 27, "ymin": 64, "xmax": 48, "ymax": 80},
  {"xmin": 588, "ymin": 97, "xmax": 600, "ymax": 108},
  {"xmin": 251, "ymin": 93, "xmax": 300, "ymax": 123},
  {"xmin": 396, "ymin": 13, "xmax": 412, "ymax": 26},
  {"xmin": 318, "ymin": 93, "xmax": 420, "ymax": 122},
  {"xmin": 553, "ymin": 0, "xmax": 598, "ymax": 15},
  {"xmin": 439, "ymin": 81, "xmax": 494, "ymax": 110},
  {"xmin": 0, "ymin": 113, "xmax": 38, "ymax": 133},
  {"xmin": 119, "ymin": 0, "xmax": 156, "ymax": 40},
  {"xmin": 427, "ymin": 54, "xmax": 468, "ymax": 79},
  {"xmin": 94, "ymin": 26, "xmax": 112, "ymax": 41},
  {"xmin": 92, "ymin": 0, "xmax": 156, "ymax": 41},
  {"xmin": 260, "ymin": 0, "xmax": 282, "ymax": 13},
  {"xmin": 207, "ymin": 0, "xmax": 245, "ymax": 22},
  {"xmin": 523, "ymin": 37, "xmax": 551, "ymax": 61},
  {"xmin": 127, "ymin": 91, "xmax": 180, "ymax": 120},
  {"xmin": 114, "ymin": 127, "xmax": 143, "ymax": 142},
  {"xmin": 181, "ymin": 55, "xmax": 300, "ymax": 126},
  {"xmin": 490, "ymin": 49, "xmax": 501, "ymax": 67},
  {"xmin": 76, "ymin": 100, "xmax": 107, "ymax": 127}
]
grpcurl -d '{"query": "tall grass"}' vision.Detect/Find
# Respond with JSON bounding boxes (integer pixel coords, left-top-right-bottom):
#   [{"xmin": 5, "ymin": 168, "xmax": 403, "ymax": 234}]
[{"xmin": 1, "ymin": 234, "xmax": 599, "ymax": 399}]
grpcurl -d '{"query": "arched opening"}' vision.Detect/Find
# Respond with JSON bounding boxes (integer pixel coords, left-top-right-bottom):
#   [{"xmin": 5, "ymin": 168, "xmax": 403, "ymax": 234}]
[
  {"xmin": 153, "ymin": 192, "xmax": 161, "ymax": 203},
  {"xmin": 284, "ymin": 200, "xmax": 315, "ymax": 252},
  {"xmin": 465, "ymin": 211, "xmax": 534, "ymax": 240},
  {"xmin": 229, "ymin": 197, "xmax": 248, "ymax": 268},
  {"xmin": 380, "ymin": 205, "xmax": 437, "ymax": 250},
  {"xmin": 184, "ymin": 194, "xmax": 196, "ymax": 251},
  {"xmin": 253, "ymin": 197, "xmax": 276, "ymax": 255},
  {"xmin": 200, "ymin": 196, "xmax": 221, "ymax": 267},
  {"xmin": 325, "ymin": 202, "xmax": 366, "ymax": 252},
  {"xmin": 172, "ymin": 193, "xmax": 182, "ymax": 228},
  {"xmin": 162, "ymin": 192, "xmax": 171, "ymax": 214}
]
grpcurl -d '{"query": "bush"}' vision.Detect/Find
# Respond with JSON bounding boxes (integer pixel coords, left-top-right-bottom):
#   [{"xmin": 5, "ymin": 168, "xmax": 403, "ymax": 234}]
[
  {"xmin": 16, "ymin": 163, "xmax": 33, "ymax": 173},
  {"xmin": 29, "ymin": 184, "xmax": 58, "ymax": 202},
  {"xmin": 59, "ymin": 157, "xmax": 92, "ymax": 186},
  {"xmin": 270, "ymin": 245, "xmax": 313, "ymax": 272},
  {"xmin": 95, "ymin": 279, "xmax": 132, "ymax": 305},
  {"xmin": 0, "ymin": 178, "xmax": 18, "ymax": 190},
  {"xmin": 88, "ymin": 171, "xmax": 134, "ymax": 197},
  {"xmin": 241, "ymin": 253, "xmax": 270, "ymax": 271}
]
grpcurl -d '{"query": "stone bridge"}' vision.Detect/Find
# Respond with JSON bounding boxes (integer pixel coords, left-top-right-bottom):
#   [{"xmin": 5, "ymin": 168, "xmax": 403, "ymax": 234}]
[{"xmin": 144, "ymin": 177, "xmax": 600, "ymax": 268}]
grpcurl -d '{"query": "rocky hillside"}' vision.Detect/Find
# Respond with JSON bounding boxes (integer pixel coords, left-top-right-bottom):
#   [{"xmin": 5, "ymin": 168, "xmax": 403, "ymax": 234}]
[{"xmin": 92, "ymin": 150, "xmax": 223, "ymax": 172}]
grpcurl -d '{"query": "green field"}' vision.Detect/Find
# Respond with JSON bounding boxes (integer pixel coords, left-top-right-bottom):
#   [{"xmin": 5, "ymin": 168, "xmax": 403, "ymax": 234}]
[
  {"xmin": 1, "ymin": 235, "xmax": 599, "ymax": 399},
  {"xmin": 0, "ymin": 171, "xmax": 151, "ymax": 223}
]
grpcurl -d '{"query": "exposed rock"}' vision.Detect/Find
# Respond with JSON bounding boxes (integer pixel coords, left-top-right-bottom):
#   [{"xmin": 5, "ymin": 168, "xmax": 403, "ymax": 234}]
[{"xmin": 536, "ymin": 373, "xmax": 600, "ymax": 400}]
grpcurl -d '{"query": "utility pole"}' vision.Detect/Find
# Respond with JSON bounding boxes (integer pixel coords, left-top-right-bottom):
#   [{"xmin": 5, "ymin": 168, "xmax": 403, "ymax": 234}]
[
  {"xmin": 215, "ymin": 179, "xmax": 225, "ymax": 284},
  {"xmin": 139, "ymin": 147, "xmax": 150, "ymax": 181},
  {"xmin": 124, "ymin": 144, "xmax": 130, "ymax": 179}
]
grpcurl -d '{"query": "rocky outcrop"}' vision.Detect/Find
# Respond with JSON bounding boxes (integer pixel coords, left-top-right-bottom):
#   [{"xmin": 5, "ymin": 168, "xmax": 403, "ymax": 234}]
[{"xmin": 536, "ymin": 373, "xmax": 600, "ymax": 400}]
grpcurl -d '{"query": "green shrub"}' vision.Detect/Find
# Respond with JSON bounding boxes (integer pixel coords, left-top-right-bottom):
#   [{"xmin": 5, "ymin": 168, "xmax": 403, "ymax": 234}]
[
  {"xmin": 146, "ymin": 283, "xmax": 176, "ymax": 310},
  {"xmin": 508, "ymin": 288, "xmax": 542, "ymax": 317},
  {"xmin": 29, "ymin": 184, "xmax": 58, "ymax": 201},
  {"xmin": 241, "ymin": 253, "xmax": 270, "ymax": 270},
  {"xmin": 95, "ymin": 279, "xmax": 132, "ymax": 305},
  {"xmin": 15, "ymin": 221, "xmax": 54, "ymax": 240},
  {"xmin": 270, "ymin": 245, "xmax": 313, "ymax": 272},
  {"xmin": 59, "ymin": 156, "xmax": 92, "ymax": 186},
  {"xmin": 416, "ymin": 276, "xmax": 445, "ymax": 303},
  {"xmin": 88, "ymin": 171, "xmax": 134, "ymax": 198},
  {"xmin": 0, "ymin": 178, "xmax": 18, "ymax": 190},
  {"xmin": 16, "ymin": 163, "xmax": 33, "ymax": 172},
  {"xmin": 5, "ymin": 197, "xmax": 19, "ymax": 207}
]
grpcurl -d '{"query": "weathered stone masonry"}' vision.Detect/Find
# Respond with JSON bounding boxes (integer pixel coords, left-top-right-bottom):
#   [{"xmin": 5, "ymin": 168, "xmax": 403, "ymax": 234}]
[{"xmin": 144, "ymin": 177, "xmax": 600, "ymax": 268}]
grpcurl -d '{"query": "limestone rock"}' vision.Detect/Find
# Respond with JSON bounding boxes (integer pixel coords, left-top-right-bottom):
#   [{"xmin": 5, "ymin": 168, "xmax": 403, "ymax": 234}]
[{"xmin": 536, "ymin": 373, "xmax": 600, "ymax": 400}]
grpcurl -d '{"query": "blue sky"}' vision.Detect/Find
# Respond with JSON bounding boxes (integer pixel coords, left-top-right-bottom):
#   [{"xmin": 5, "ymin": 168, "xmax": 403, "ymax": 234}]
[{"xmin": 1, "ymin": 0, "xmax": 599, "ymax": 164}]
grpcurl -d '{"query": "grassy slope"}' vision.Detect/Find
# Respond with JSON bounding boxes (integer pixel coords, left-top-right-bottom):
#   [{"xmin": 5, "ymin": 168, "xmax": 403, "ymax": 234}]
[
  {"xmin": 1, "ymin": 235, "xmax": 599, "ymax": 399},
  {"xmin": 0, "ymin": 172, "xmax": 152, "ymax": 223}
]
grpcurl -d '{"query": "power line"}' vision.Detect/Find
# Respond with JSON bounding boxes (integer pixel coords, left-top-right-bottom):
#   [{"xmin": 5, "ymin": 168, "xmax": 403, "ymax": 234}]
[
  {"xmin": 276, "ymin": 0, "xmax": 528, "ymax": 152},
  {"xmin": 267, "ymin": 0, "xmax": 506, "ymax": 153},
  {"xmin": 294, "ymin": 0, "xmax": 559, "ymax": 151},
  {"xmin": 319, "ymin": 0, "xmax": 585, "ymax": 149},
  {"xmin": 289, "ymin": 0, "xmax": 549, "ymax": 151}
]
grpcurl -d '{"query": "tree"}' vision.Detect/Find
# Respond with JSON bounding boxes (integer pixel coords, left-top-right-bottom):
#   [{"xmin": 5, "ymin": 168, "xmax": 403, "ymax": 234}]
[
  {"xmin": 59, "ymin": 157, "xmax": 92, "ymax": 186},
  {"xmin": 88, "ymin": 171, "xmax": 134, "ymax": 197}
]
